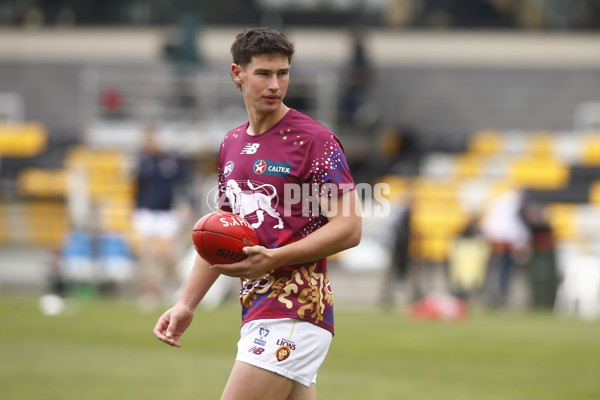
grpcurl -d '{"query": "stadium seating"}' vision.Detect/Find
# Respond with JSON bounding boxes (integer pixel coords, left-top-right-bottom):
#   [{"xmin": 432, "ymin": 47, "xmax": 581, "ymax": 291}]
[
  {"xmin": 0, "ymin": 123, "xmax": 47, "ymax": 157},
  {"xmin": 379, "ymin": 128, "xmax": 600, "ymax": 264},
  {"xmin": 16, "ymin": 168, "xmax": 67, "ymax": 198},
  {"xmin": 1, "ymin": 145, "xmax": 134, "ymax": 250},
  {"xmin": 27, "ymin": 201, "xmax": 68, "ymax": 247}
]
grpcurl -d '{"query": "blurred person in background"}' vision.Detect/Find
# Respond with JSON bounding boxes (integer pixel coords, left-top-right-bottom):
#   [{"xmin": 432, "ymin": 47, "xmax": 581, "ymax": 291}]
[
  {"xmin": 448, "ymin": 216, "xmax": 491, "ymax": 302},
  {"xmin": 518, "ymin": 193, "xmax": 557, "ymax": 308},
  {"xmin": 381, "ymin": 183, "xmax": 417, "ymax": 308},
  {"xmin": 132, "ymin": 125, "xmax": 190, "ymax": 310},
  {"xmin": 162, "ymin": 12, "xmax": 204, "ymax": 110},
  {"xmin": 153, "ymin": 27, "xmax": 361, "ymax": 400},
  {"xmin": 339, "ymin": 25, "xmax": 372, "ymax": 128},
  {"xmin": 480, "ymin": 188, "xmax": 531, "ymax": 307}
]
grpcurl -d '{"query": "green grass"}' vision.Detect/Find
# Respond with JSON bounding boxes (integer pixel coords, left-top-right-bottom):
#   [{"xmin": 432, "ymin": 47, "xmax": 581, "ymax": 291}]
[{"xmin": 1, "ymin": 296, "xmax": 599, "ymax": 399}]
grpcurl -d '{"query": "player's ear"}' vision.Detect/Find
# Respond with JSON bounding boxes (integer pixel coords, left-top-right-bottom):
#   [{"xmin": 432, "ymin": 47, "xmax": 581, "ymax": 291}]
[{"xmin": 231, "ymin": 63, "xmax": 243, "ymax": 85}]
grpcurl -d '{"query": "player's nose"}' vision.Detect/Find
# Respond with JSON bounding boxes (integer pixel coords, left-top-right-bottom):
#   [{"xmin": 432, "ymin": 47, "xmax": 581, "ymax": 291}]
[{"xmin": 267, "ymin": 75, "xmax": 279, "ymax": 90}]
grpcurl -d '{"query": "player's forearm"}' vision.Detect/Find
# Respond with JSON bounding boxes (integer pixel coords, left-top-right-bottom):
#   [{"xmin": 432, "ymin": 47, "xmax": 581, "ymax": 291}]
[
  {"xmin": 271, "ymin": 216, "xmax": 360, "ymax": 267},
  {"xmin": 176, "ymin": 254, "xmax": 221, "ymax": 309},
  {"xmin": 271, "ymin": 190, "xmax": 362, "ymax": 267}
]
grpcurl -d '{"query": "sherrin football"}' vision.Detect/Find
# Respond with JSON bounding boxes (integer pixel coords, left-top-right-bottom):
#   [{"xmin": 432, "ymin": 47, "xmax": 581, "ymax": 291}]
[{"xmin": 192, "ymin": 211, "xmax": 259, "ymax": 265}]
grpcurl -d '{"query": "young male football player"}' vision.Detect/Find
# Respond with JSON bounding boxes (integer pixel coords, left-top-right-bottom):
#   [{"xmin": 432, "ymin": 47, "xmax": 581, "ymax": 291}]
[{"xmin": 154, "ymin": 27, "xmax": 362, "ymax": 400}]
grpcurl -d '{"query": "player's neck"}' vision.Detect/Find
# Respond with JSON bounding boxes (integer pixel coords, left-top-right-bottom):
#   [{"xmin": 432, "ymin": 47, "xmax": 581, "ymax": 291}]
[{"xmin": 246, "ymin": 105, "xmax": 289, "ymax": 136}]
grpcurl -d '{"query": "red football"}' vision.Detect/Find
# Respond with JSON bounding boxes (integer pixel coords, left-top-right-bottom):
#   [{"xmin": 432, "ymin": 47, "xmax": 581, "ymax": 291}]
[{"xmin": 192, "ymin": 211, "xmax": 259, "ymax": 265}]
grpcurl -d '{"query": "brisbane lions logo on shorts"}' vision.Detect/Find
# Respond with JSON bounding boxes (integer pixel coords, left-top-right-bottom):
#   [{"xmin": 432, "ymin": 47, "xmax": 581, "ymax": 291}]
[{"xmin": 275, "ymin": 345, "xmax": 291, "ymax": 362}]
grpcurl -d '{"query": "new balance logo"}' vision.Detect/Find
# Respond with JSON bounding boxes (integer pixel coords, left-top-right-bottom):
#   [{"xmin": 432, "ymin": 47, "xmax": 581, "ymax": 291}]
[
  {"xmin": 248, "ymin": 346, "xmax": 265, "ymax": 355},
  {"xmin": 241, "ymin": 143, "xmax": 260, "ymax": 154}
]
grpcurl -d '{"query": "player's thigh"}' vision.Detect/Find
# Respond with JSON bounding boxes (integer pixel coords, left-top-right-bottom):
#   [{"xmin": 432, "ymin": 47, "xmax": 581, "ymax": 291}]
[
  {"xmin": 287, "ymin": 381, "xmax": 316, "ymax": 400},
  {"xmin": 221, "ymin": 361, "xmax": 294, "ymax": 400}
]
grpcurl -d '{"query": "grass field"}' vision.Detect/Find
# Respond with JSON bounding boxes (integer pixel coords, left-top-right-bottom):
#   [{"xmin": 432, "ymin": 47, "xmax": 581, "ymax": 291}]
[{"xmin": 1, "ymin": 295, "xmax": 599, "ymax": 400}]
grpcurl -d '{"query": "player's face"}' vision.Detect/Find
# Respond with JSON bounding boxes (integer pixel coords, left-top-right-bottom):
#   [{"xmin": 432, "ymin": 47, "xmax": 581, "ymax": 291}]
[{"xmin": 232, "ymin": 53, "xmax": 290, "ymax": 116}]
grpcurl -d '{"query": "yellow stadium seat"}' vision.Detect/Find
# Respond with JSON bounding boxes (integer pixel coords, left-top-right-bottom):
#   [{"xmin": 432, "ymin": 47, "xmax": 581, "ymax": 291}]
[
  {"xmin": 27, "ymin": 201, "xmax": 68, "ymax": 247},
  {"xmin": 455, "ymin": 153, "xmax": 483, "ymax": 178},
  {"xmin": 467, "ymin": 130, "xmax": 503, "ymax": 156},
  {"xmin": 528, "ymin": 131, "xmax": 555, "ymax": 157},
  {"xmin": 64, "ymin": 145, "xmax": 92, "ymax": 167},
  {"xmin": 580, "ymin": 133, "xmax": 600, "ymax": 166},
  {"xmin": 411, "ymin": 201, "xmax": 470, "ymax": 237},
  {"xmin": 416, "ymin": 236, "xmax": 452, "ymax": 263},
  {"xmin": 590, "ymin": 181, "xmax": 600, "ymax": 205},
  {"xmin": 17, "ymin": 168, "xmax": 67, "ymax": 198},
  {"xmin": 545, "ymin": 203, "xmax": 577, "ymax": 240},
  {"xmin": 0, "ymin": 123, "xmax": 47, "ymax": 157},
  {"xmin": 100, "ymin": 200, "xmax": 133, "ymax": 233},
  {"xmin": 509, "ymin": 156, "xmax": 569, "ymax": 190},
  {"xmin": 376, "ymin": 174, "xmax": 410, "ymax": 204},
  {"xmin": 412, "ymin": 178, "xmax": 459, "ymax": 205},
  {"xmin": 487, "ymin": 180, "xmax": 518, "ymax": 199},
  {"xmin": 63, "ymin": 146, "xmax": 134, "ymax": 206}
]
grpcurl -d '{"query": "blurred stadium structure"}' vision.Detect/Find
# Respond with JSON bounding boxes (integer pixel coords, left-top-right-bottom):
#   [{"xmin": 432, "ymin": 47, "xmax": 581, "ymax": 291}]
[
  {"xmin": 1, "ymin": 0, "xmax": 600, "ymax": 319},
  {"xmin": 1, "ymin": 1, "xmax": 600, "ymax": 30}
]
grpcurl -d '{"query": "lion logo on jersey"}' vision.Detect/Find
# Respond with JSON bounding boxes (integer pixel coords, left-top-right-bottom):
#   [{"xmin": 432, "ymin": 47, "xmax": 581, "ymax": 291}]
[{"xmin": 225, "ymin": 179, "xmax": 284, "ymax": 229}]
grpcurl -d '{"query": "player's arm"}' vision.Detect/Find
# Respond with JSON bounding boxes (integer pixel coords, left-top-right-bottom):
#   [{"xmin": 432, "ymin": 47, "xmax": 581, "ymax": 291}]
[
  {"xmin": 153, "ymin": 254, "xmax": 220, "ymax": 347},
  {"xmin": 212, "ymin": 189, "xmax": 362, "ymax": 279},
  {"xmin": 272, "ymin": 188, "xmax": 362, "ymax": 266}
]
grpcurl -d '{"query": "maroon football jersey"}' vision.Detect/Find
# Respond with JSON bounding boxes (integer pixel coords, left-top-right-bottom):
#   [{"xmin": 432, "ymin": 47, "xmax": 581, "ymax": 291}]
[{"xmin": 217, "ymin": 109, "xmax": 355, "ymax": 334}]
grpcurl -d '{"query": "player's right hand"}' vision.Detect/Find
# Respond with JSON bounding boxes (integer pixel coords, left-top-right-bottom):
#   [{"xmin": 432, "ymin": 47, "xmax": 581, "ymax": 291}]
[
  {"xmin": 153, "ymin": 304, "xmax": 195, "ymax": 348},
  {"xmin": 211, "ymin": 245, "xmax": 276, "ymax": 280}
]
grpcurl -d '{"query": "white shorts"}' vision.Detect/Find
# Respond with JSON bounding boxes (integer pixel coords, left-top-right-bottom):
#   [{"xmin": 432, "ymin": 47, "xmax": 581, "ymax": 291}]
[
  {"xmin": 236, "ymin": 318, "xmax": 333, "ymax": 387},
  {"xmin": 132, "ymin": 209, "xmax": 180, "ymax": 239}
]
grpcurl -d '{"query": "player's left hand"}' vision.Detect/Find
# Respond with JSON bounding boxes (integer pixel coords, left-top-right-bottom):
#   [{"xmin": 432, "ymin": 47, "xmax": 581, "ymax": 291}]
[{"xmin": 211, "ymin": 245, "xmax": 275, "ymax": 280}]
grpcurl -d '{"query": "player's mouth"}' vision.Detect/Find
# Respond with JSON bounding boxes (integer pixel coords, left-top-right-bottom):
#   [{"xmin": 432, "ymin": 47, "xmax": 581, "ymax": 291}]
[{"xmin": 264, "ymin": 95, "xmax": 279, "ymax": 103}]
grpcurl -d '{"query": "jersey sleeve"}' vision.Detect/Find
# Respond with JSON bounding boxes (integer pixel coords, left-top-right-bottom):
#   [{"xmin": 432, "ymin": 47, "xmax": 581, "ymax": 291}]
[{"xmin": 303, "ymin": 132, "xmax": 355, "ymax": 197}]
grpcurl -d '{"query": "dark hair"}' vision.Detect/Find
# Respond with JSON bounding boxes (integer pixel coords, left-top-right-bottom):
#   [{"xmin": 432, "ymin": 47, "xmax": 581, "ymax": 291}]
[{"xmin": 231, "ymin": 27, "xmax": 295, "ymax": 68}]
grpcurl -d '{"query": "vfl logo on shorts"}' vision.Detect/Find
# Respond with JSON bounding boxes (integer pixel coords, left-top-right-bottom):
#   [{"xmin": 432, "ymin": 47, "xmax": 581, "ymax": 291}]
[
  {"xmin": 254, "ymin": 326, "xmax": 270, "ymax": 346},
  {"xmin": 259, "ymin": 327, "xmax": 270, "ymax": 338},
  {"xmin": 254, "ymin": 159, "xmax": 292, "ymax": 177}
]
